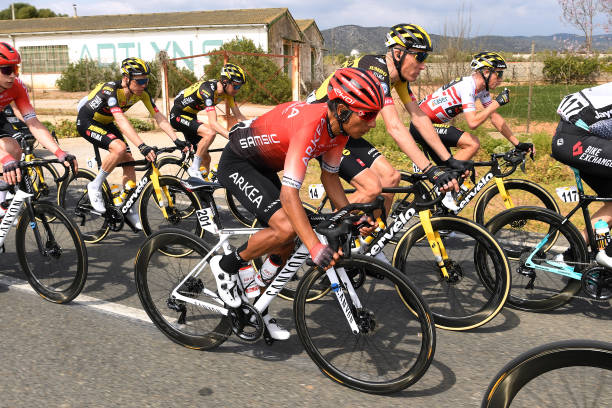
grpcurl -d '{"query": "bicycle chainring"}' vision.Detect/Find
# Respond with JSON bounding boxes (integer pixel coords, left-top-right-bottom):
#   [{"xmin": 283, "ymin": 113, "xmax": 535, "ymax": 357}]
[
  {"xmin": 229, "ymin": 303, "xmax": 263, "ymax": 342},
  {"xmin": 581, "ymin": 266, "xmax": 612, "ymax": 300},
  {"xmin": 107, "ymin": 206, "xmax": 125, "ymax": 231}
]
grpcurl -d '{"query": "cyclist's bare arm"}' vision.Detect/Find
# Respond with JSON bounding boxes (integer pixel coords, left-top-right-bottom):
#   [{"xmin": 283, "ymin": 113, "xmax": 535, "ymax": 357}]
[
  {"xmin": 206, "ymin": 109, "xmax": 229, "ymax": 139},
  {"xmin": 112, "ymin": 110, "xmax": 145, "ymax": 147},
  {"xmin": 490, "ymin": 111, "xmax": 523, "ymax": 148},
  {"xmin": 463, "ymin": 101, "xmax": 502, "ymax": 129},
  {"xmin": 230, "ymin": 104, "xmax": 247, "ymax": 122},
  {"xmin": 280, "ymin": 185, "xmax": 321, "ymax": 252},
  {"xmin": 380, "ymin": 103, "xmax": 432, "ymax": 170},
  {"xmin": 320, "ymin": 170, "xmax": 349, "ymax": 210},
  {"xmin": 152, "ymin": 110, "xmax": 181, "ymax": 143}
]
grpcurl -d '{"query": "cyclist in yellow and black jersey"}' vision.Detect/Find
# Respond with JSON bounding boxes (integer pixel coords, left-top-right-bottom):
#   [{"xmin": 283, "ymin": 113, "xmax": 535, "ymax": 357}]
[
  {"xmin": 76, "ymin": 57, "xmax": 188, "ymax": 228},
  {"xmin": 170, "ymin": 63, "xmax": 247, "ymax": 180},
  {"xmin": 306, "ymin": 24, "xmax": 471, "ymax": 215}
]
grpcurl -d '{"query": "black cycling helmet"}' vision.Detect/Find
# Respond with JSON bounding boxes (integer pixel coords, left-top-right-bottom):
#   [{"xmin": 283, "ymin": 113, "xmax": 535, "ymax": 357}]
[{"xmin": 121, "ymin": 57, "xmax": 150, "ymax": 77}]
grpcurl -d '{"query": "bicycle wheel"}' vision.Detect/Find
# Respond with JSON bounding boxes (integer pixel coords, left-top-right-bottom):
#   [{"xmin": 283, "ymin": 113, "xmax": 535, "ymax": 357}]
[
  {"xmin": 135, "ymin": 228, "xmax": 232, "ymax": 349},
  {"xmin": 58, "ymin": 169, "xmax": 111, "ymax": 243},
  {"xmin": 250, "ymin": 203, "xmax": 327, "ymax": 302},
  {"xmin": 139, "ymin": 175, "xmax": 203, "ymax": 238},
  {"xmin": 482, "ymin": 340, "xmax": 612, "ymax": 408},
  {"xmin": 29, "ymin": 162, "xmax": 60, "ymax": 203},
  {"xmin": 226, "ymin": 190, "xmax": 256, "ymax": 227},
  {"xmin": 485, "ymin": 206, "xmax": 586, "ymax": 311},
  {"xmin": 156, "ymin": 155, "xmax": 189, "ymax": 179},
  {"xmin": 393, "ymin": 216, "xmax": 511, "ymax": 330},
  {"xmin": 474, "ymin": 179, "xmax": 560, "ymax": 227},
  {"xmin": 294, "ymin": 255, "xmax": 435, "ymax": 394},
  {"xmin": 16, "ymin": 201, "xmax": 88, "ymax": 304}
]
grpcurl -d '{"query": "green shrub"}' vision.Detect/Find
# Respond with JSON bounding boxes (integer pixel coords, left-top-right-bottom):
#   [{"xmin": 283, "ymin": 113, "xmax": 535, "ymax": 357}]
[
  {"xmin": 204, "ymin": 37, "xmax": 292, "ymax": 105},
  {"xmin": 542, "ymin": 55, "xmax": 600, "ymax": 84},
  {"xmin": 128, "ymin": 118, "xmax": 155, "ymax": 132},
  {"xmin": 45, "ymin": 119, "xmax": 77, "ymax": 139},
  {"xmin": 56, "ymin": 59, "xmax": 120, "ymax": 92}
]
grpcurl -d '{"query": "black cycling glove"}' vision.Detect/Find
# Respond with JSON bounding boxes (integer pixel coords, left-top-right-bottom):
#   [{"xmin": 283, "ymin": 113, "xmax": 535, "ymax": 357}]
[
  {"xmin": 495, "ymin": 88, "xmax": 510, "ymax": 106},
  {"xmin": 424, "ymin": 165, "xmax": 454, "ymax": 189},
  {"xmin": 515, "ymin": 142, "xmax": 533, "ymax": 152},
  {"xmin": 444, "ymin": 156, "xmax": 474, "ymax": 173},
  {"xmin": 3, "ymin": 160, "xmax": 18, "ymax": 174},
  {"xmin": 138, "ymin": 143, "xmax": 156, "ymax": 157},
  {"xmin": 173, "ymin": 139, "xmax": 189, "ymax": 150}
]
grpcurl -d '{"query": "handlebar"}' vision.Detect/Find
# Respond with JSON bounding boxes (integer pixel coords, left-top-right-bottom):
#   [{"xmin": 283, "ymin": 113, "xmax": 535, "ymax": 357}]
[
  {"xmin": 19, "ymin": 158, "xmax": 73, "ymax": 184},
  {"xmin": 384, "ymin": 169, "xmax": 465, "ymax": 208}
]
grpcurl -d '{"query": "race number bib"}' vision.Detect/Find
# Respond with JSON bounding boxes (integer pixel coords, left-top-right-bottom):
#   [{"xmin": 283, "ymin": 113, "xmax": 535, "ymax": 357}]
[
  {"xmin": 308, "ymin": 184, "xmax": 325, "ymax": 200},
  {"xmin": 555, "ymin": 186, "xmax": 579, "ymax": 203},
  {"xmin": 87, "ymin": 157, "xmax": 97, "ymax": 169},
  {"xmin": 196, "ymin": 207, "xmax": 218, "ymax": 233}
]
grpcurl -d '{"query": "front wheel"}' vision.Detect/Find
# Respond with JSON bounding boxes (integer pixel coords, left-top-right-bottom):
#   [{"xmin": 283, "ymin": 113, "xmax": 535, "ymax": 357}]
[
  {"xmin": 474, "ymin": 179, "xmax": 559, "ymax": 227},
  {"xmin": 294, "ymin": 255, "xmax": 436, "ymax": 394},
  {"xmin": 482, "ymin": 340, "xmax": 612, "ymax": 408},
  {"xmin": 135, "ymin": 229, "xmax": 232, "ymax": 350},
  {"xmin": 393, "ymin": 216, "xmax": 511, "ymax": 331},
  {"xmin": 16, "ymin": 201, "xmax": 88, "ymax": 303}
]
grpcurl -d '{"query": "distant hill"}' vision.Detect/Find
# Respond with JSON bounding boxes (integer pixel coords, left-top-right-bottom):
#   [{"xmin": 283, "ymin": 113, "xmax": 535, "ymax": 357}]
[{"xmin": 321, "ymin": 25, "xmax": 612, "ymax": 55}]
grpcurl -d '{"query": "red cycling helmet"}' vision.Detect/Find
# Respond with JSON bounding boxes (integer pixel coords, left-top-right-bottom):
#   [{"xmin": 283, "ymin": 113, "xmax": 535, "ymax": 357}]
[
  {"xmin": 0, "ymin": 42, "xmax": 21, "ymax": 65},
  {"xmin": 327, "ymin": 67, "xmax": 384, "ymax": 113}
]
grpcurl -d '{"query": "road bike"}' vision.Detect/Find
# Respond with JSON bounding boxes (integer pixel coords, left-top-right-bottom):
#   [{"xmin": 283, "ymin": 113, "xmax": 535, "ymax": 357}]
[
  {"xmin": 0, "ymin": 158, "xmax": 87, "ymax": 303},
  {"xmin": 58, "ymin": 144, "xmax": 202, "ymax": 243},
  {"xmin": 485, "ymin": 167, "xmax": 612, "ymax": 311},
  {"xmin": 134, "ymin": 191, "xmax": 436, "ymax": 394},
  {"xmin": 482, "ymin": 339, "xmax": 612, "ymax": 407}
]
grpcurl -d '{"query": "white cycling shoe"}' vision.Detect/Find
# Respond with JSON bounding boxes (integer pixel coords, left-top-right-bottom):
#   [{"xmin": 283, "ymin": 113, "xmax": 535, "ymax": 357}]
[
  {"xmin": 187, "ymin": 167, "xmax": 205, "ymax": 180},
  {"xmin": 210, "ymin": 255, "xmax": 241, "ymax": 308},
  {"xmin": 124, "ymin": 206, "xmax": 142, "ymax": 230},
  {"xmin": 263, "ymin": 313, "xmax": 290, "ymax": 340},
  {"xmin": 87, "ymin": 182, "xmax": 106, "ymax": 213}
]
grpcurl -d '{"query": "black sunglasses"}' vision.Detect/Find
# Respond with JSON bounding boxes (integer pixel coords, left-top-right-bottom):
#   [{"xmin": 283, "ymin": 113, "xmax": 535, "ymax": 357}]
[
  {"xmin": 134, "ymin": 77, "xmax": 149, "ymax": 86},
  {"xmin": 0, "ymin": 65, "xmax": 18, "ymax": 76},
  {"xmin": 495, "ymin": 70, "xmax": 504, "ymax": 79},
  {"xmin": 405, "ymin": 50, "xmax": 429, "ymax": 63}
]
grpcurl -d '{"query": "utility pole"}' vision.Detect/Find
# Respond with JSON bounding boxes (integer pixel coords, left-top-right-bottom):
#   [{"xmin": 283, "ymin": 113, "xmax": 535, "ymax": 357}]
[{"xmin": 11, "ymin": 3, "xmax": 16, "ymax": 20}]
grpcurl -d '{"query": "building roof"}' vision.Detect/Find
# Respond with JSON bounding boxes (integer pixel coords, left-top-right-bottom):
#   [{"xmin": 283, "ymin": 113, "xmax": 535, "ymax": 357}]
[
  {"xmin": 0, "ymin": 8, "xmax": 290, "ymax": 35},
  {"xmin": 295, "ymin": 19, "xmax": 324, "ymax": 44}
]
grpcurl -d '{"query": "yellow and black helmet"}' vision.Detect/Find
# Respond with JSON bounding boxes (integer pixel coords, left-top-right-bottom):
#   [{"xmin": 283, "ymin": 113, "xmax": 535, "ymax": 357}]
[
  {"xmin": 471, "ymin": 51, "xmax": 507, "ymax": 71},
  {"xmin": 121, "ymin": 57, "xmax": 150, "ymax": 77},
  {"xmin": 384, "ymin": 24, "xmax": 433, "ymax": 52},
  {"xmin": 220, "ymin": 63, "xmax": 247, "ymax": 84}
]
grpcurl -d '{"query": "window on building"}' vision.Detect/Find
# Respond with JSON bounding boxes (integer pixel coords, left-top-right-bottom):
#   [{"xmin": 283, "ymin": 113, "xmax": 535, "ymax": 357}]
[
  {"xmin": 283, "ymin": 42, "xmax": 292, "ymax": 76},
  {"xmin": 19, "ymin": 45, "xmax": 69, "ymax": 74},
  {"xmin": 311, "ymin": 48, "xmax": 316, "ymax": 82}
]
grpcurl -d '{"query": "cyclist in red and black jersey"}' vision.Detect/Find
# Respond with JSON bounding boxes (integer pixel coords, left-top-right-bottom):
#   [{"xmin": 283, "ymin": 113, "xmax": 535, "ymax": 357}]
[
  {"xmin": 76, "ymin": 57, "xmax": 188, "ymax": 229},
  {"xmin": 211, "ymin": 68, "xmax": 384, "ymax": 339},
  {"xmin": 307, "ymin": 24, "xmax": 471, "ymax": 215},
  {"xmin": 0, "ymin": 42, "xmax": 77, "ymax": 213},
  {"xmin": 170, "ymin": 63, "xmax": 247, "ymax": 180},
  {"xmin": 412, "ymin": 51, "xmax": 533, "ymax": 165}
]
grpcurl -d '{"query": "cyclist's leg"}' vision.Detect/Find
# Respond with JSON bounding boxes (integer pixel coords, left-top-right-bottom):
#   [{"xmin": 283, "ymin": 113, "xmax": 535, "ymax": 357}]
[
  {"xmin": 170, "ymin": 112, "xmax": 203, "ymax": 176},
  {"xmin": 444, "ymin": 125, "xmax": 476, "ymax": 161},
  {"xmin": 195, "ymin": 123, "xmax": 216, "ymax": 174}
]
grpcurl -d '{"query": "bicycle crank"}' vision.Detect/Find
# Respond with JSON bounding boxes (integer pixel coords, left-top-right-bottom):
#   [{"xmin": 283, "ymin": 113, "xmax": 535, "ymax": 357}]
[
  {"xmin": 581, "ymin": 266, "xmax": 612, "ymax": 300},
  {"xmin": 229, "ymin": 303, "xmax": 263, "ymax": 342}
]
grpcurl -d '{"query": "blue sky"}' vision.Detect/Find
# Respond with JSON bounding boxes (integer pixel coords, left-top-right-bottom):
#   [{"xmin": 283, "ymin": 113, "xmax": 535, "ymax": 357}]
[{"xmin": 17, "ymin": 0, "xmax": 611, "ymax": 36}]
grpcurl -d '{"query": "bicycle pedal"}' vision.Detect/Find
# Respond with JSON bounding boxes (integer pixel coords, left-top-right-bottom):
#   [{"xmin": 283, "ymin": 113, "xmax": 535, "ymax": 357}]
[
  {"xmin": 0, "ymin": 244, "xmax": 4, "ymax": 253},
  {"xmin": 263, "ymin": 327, "xmax": 274, "ymax": 346}
]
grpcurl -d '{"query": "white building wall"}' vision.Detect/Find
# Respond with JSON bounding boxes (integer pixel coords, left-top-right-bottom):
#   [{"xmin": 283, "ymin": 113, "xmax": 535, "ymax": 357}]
[{"xmin": 1, "ymin": 26, "xmax": 268, "ymax": 89}]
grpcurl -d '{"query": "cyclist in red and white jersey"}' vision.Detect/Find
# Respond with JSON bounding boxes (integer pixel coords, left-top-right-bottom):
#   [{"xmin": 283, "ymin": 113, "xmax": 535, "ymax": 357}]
[
  {"xmin": 212, "ymin": 67, "xmax": 384, "ymax": 339},
  {"xmin": 411, "ymin": 51, "xmax": 533, "ymax": 165},
  {"xmin": 0, "ymin": 42, "xmax": 77, "ymax": 213}
]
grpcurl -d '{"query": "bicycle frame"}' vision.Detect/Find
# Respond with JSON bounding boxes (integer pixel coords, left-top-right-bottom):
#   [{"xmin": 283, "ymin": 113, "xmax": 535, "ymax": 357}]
[
  {"xmin": 0, "ymin": 189, "xmax": 31, "ymax": 247},
  {"xmin": 523, "ymin": 168, "xmax": 612, "ymax": 280},
  {"xmin": 168, "ymin": 199, "xmax": 366, "ymax": 334}
]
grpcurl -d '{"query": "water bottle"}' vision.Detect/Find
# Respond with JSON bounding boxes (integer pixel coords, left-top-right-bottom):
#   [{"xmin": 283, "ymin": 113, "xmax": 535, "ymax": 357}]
[
  {"xmin": 207, "ymin": 164, "xmax": 219, "ymax": 182},
  {"xmin": 120, "ymin": 180, "xmax": 137, "ymax": 204},
  {"xmin": 255, "ymin": 254, "xmax": 282, "ymax": 287},
  {"xmin": 594, "ymin": 219, "xmax": 612, "ymax": 268},
  {"xmin": 199, "ymin": 166, "xmax": 208, "ymax": 179},
  {"xmin": 110, "ymin": 184, "xmax": 123, "ymax": 206},
  {"xmin": 238, "ymin": 265, "xmax": 260, "ymax": 298}
]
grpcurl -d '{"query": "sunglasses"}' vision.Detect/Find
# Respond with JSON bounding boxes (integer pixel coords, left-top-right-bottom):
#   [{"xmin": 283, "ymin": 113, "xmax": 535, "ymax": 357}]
[
  {"xmin": 355, "ymin": 110, "xmax": 378, "ymax": 122},
  {"xmin": 134, "ymin": 77, "xmax": 149, "ymax": 86},
  {"xmin": 232, "ymin": 82, "xmax": 243, "ymax": 90},
  {"xmin": 0, "ymin": 65, "xmax": 18, "ymax": 76},
  {"xmin": 495, "ymin": 70, "xmax": 504, "ymax": 79},
  {"xmin": 405, "ymin": 50, "xmax": 429, "ymax": 63}
]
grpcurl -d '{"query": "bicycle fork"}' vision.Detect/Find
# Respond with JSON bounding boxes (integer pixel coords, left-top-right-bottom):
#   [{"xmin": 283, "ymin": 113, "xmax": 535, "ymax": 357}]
[
  {"xmin": 494, "ymin": 177, "xmax": 515, "ymax": 209},
  {"xmin": 418, "ymin": 210, "xmax": 451, "ymax": 279},
  {"xmin": 150, "ymin": 166, "xmax": 174, "ymax": 219}
]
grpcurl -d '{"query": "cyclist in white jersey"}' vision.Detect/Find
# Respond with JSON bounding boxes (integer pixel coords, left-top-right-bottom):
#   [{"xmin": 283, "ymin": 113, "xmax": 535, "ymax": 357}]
[{"xmin": 411, "ymin": 51, "xmax": 534, "ymax": 165}]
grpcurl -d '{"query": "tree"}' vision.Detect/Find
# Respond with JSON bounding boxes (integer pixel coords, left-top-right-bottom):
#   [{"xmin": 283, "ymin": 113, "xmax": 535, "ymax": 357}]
[
  {"xmin": 0, "ymin": 3, "xmax": 66, "ymax": 19},
  {"xmin": 558, "ymin": 0, "xmax": 604, "ymax": 52},
  {"xmin": 203, "ymin": 37, "xmax": 292, "ymax": 105}
]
